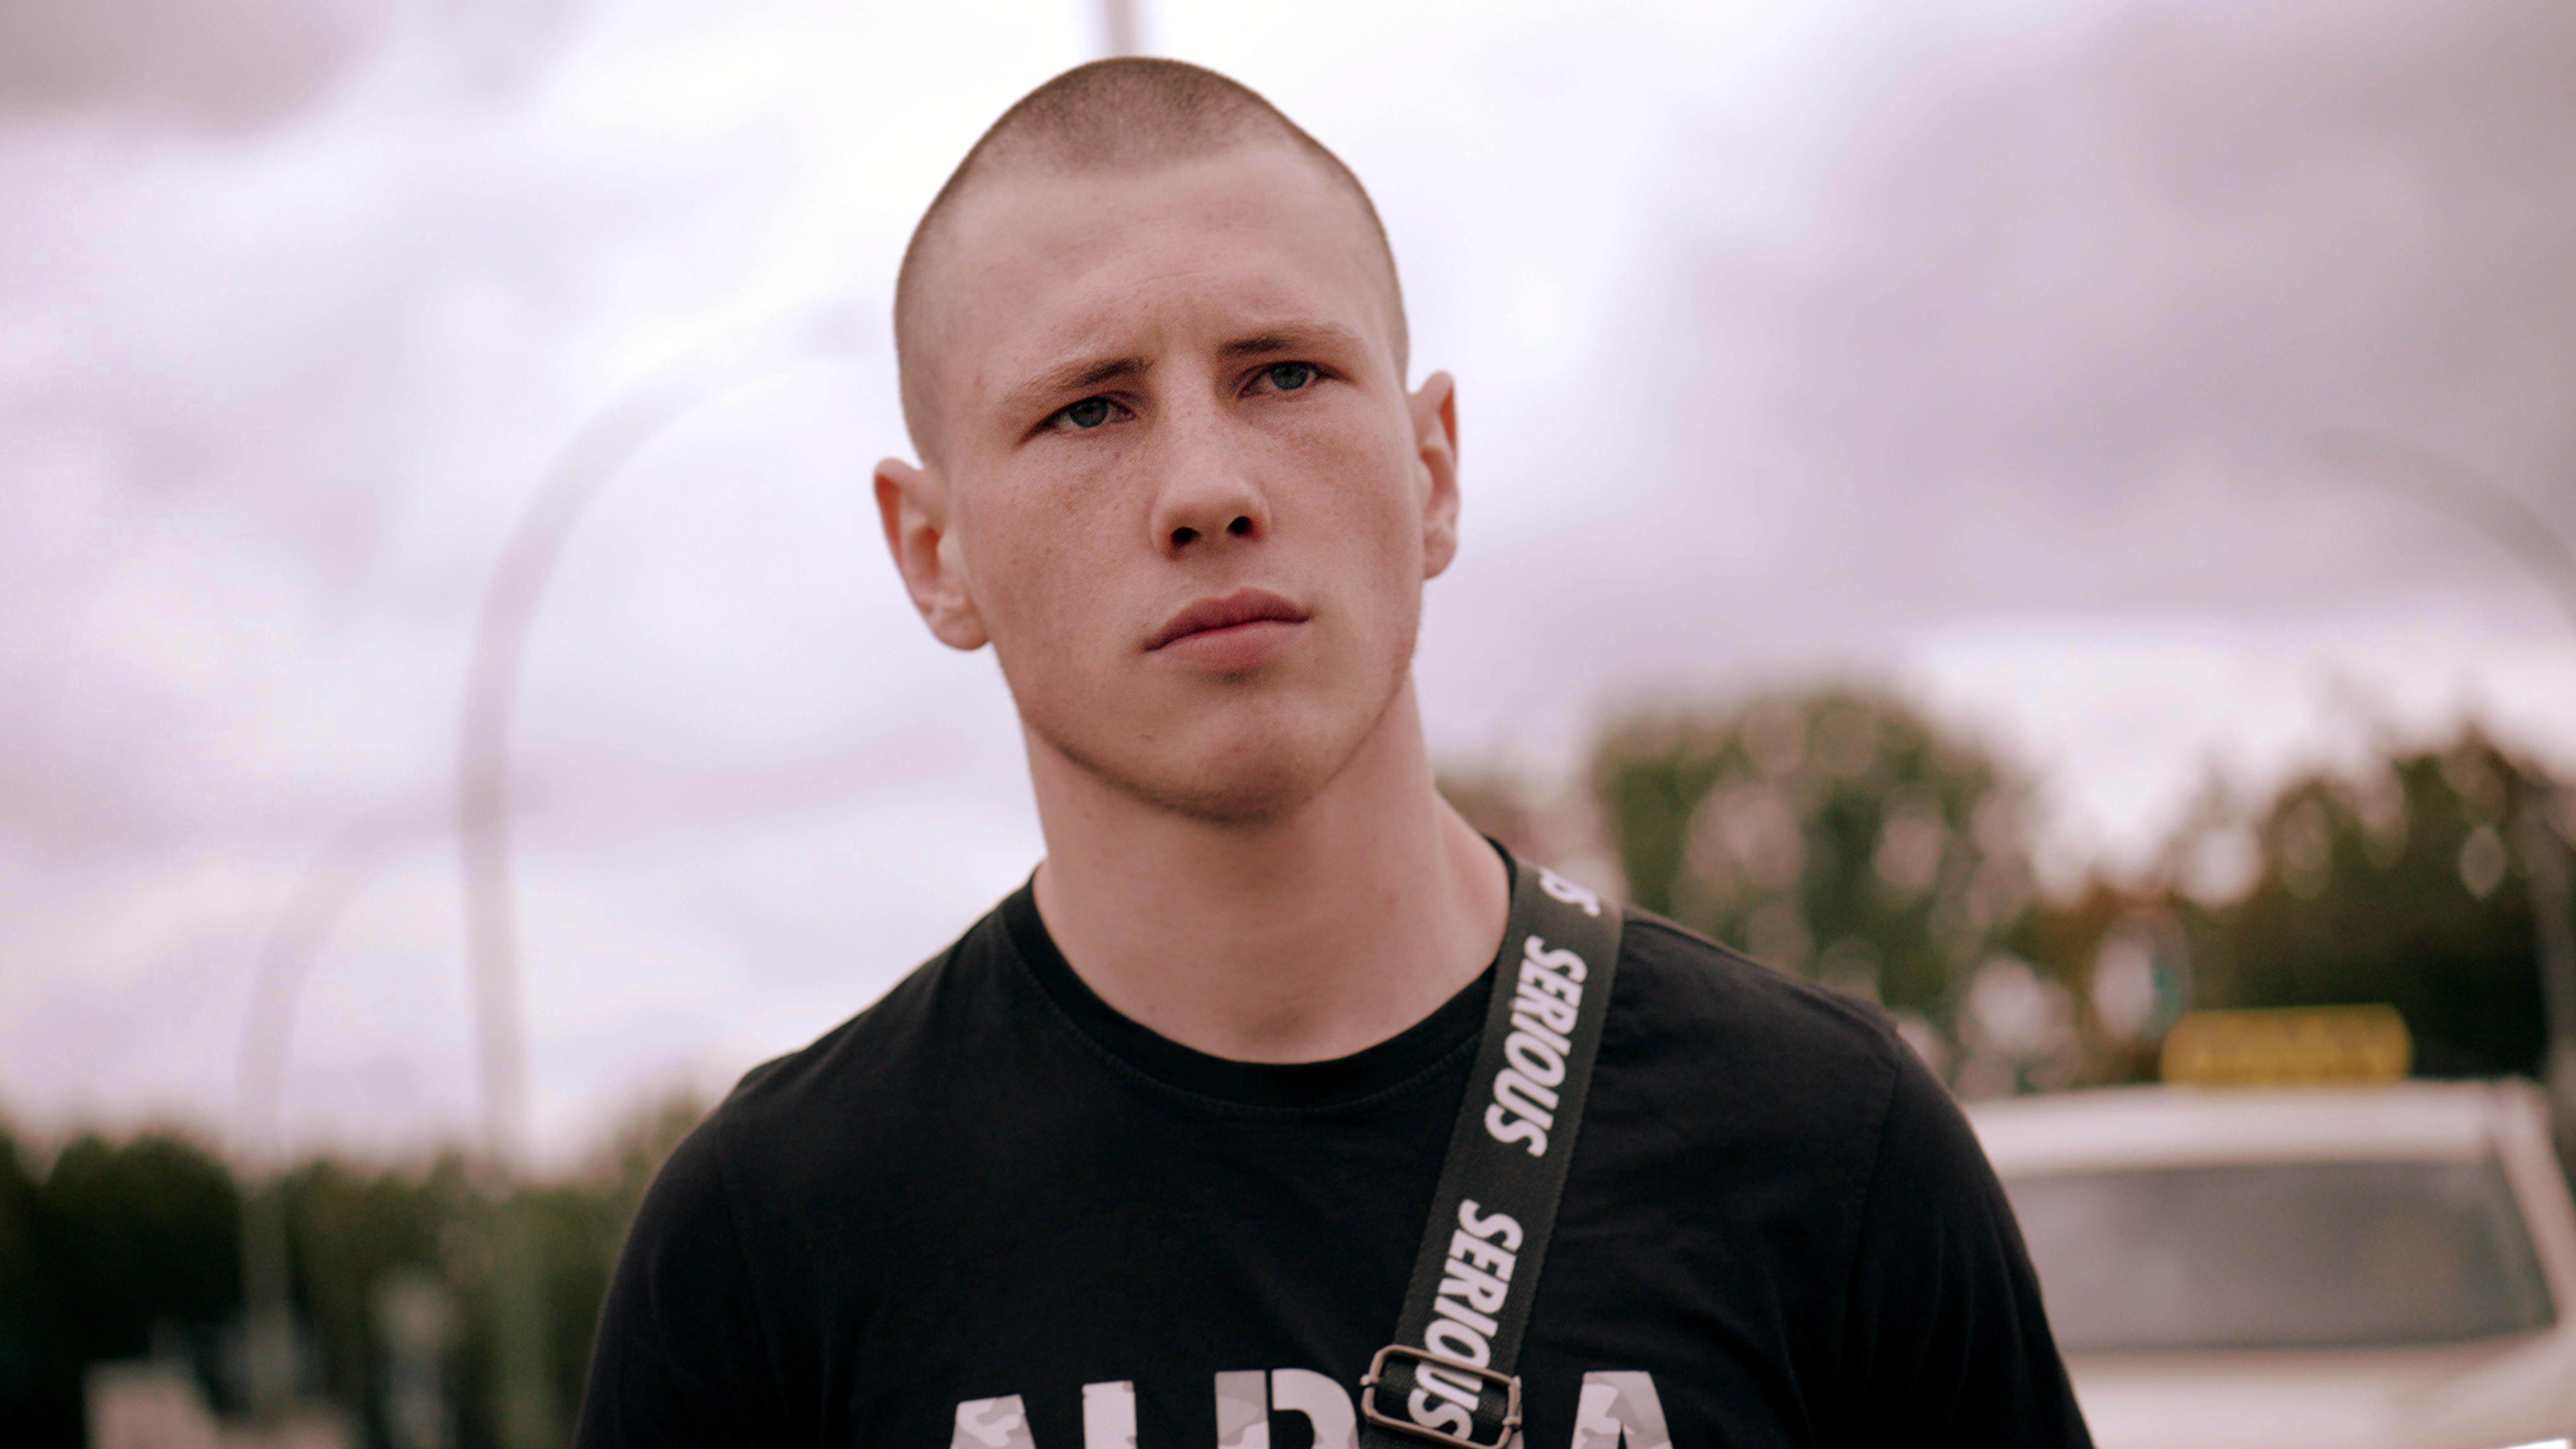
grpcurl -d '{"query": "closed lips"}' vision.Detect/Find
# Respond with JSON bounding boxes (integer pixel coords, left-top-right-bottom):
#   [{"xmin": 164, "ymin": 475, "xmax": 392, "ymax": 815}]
[{"xmin": 1148, "ymin": 590, "xmax": 1309, "ymax": 649}]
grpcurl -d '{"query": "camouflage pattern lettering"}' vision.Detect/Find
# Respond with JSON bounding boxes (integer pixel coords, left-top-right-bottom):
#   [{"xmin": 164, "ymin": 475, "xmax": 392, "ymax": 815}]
[
  {"xmin": 950, "ymin": 1368, "xmax": 1662, "ymax": 1449},
  {"xmin": 1214, "ymin": 1371, "xmax": 1268, "ymax": 1449},
  {"xmin": 954, "ymin": 1395, "xmax": 1037, "ymax": 1449},
  {"xmin": 1082, "ymin": 1381, "xmax": 1136, "ymax": 1449},
  {"xmin": 1267, "ymin": 1368, "xmax": 1356, "ymax": 1449},
  {"xmin": 1568, "ymin": 1373, "xmax": 1670, "ymax": 1449}
]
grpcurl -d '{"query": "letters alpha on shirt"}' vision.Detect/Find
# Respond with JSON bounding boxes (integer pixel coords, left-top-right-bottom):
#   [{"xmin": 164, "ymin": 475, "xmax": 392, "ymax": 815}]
[{"xmin": 950, "ymin": 1371, "xmax": 1667, "ymax": 1449}]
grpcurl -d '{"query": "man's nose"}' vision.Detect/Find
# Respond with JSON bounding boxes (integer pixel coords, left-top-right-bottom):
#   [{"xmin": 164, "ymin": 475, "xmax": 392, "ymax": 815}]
[{"xmin": 1146, "ymin": 401, "xmax": 1271, "ymax": 557}]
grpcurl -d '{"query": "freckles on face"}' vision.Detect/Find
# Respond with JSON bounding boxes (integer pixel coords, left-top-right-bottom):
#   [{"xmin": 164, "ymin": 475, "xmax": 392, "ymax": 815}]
[
  {"xmin": 966, "ymin": 353, "xmax": 1421, "ymax": 734},
  {"xmin": 916, "ymin": 145, "xmax": 1431, "ymax": 813}
]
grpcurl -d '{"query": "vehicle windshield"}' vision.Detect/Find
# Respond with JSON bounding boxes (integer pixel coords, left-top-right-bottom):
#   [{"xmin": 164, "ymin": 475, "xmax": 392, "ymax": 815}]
[{"xmin": 2003, "ymin": 1157, "xmax": 2555, "ymax": 1351}]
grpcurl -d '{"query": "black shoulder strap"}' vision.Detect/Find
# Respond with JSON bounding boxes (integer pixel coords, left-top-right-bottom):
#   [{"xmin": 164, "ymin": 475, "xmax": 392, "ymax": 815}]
[{"xmin": 1359, "ymin": 854, "xmax": 1624, "ymax": 1449}]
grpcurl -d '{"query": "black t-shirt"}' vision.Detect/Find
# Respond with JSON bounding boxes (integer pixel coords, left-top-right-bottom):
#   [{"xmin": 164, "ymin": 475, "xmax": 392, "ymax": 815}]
[{"xmin": 579, "ymin": 871, "xmax": 2091, "ymax": 1449}]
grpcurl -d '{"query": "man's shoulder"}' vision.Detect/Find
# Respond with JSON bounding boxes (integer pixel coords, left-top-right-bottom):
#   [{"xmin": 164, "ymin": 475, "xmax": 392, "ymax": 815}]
[
  {"xmin": 1613, "ymin": 909, "xmax": 1906, "ymax": 1067},
  {"xmin": 735, "ymin": 953, "xmax": 948, "ymax": 1100},
  {"xmin": 1601, "ymin": 908, "xmax": 1917, "ymax": 1145}
]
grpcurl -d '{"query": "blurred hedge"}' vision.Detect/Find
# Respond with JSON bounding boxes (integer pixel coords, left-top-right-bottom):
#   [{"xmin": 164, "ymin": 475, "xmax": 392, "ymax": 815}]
[
  {"xmin": 1549, "ymin": 687, "xmax": 2553, "ymax": 1090},
  {"xmin": 0, "ymin": 1098, "xmax": 700, "ymax": 1449}
]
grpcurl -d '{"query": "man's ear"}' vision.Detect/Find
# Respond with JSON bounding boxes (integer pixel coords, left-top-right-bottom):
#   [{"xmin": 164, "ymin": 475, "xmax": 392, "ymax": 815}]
[
  {"xmin": 874, "ymin": 457, "xmax": 989, "ymax": 650},
  {"xmin": 1410, "ymin": 370, "xmax": 1462, "ymax": 579}
]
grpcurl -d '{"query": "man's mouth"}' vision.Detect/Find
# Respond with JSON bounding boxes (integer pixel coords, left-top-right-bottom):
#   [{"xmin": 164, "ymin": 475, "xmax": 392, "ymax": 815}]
[{"xmin": 1147, "ymin": 588, "xmax": 1311, "ymax": 651}]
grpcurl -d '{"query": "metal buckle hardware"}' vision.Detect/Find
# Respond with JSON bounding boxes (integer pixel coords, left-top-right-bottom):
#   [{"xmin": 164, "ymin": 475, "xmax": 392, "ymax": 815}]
[{"xmin": 1359, "ymin": 1345, "xmax": 1523, "ymax": 1449}]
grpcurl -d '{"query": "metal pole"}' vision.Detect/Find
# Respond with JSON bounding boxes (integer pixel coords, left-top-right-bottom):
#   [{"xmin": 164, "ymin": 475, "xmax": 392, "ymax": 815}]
[
  {"xmin": 1098, "ymin": 0, "xmax": 1142, "ymax": 57},
  {"xmin": 2309, "ymin": 434, "xmax": 2576, "ymax": 636},
  {"xmin": 2310, "ymin": 432, "xmax": 2576, "ymax": 1158},
  {"xmin": 232, "ymin": 810, "xmax": 419, "ymax": 1422},
  {"xmin": 2519, "ymin": 791, "xmax": 2576, "ymax": 1179},
  {"xmin": 456, "ymin": 299, "xmax": 866, "ymax": 1174},
  {"xmin": 454, "ymin": 300, "xmax": 864, "ymax": 1449}
]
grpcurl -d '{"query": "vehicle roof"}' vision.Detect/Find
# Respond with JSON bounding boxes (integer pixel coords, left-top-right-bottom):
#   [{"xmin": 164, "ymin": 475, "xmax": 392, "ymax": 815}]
[{"xmin": 1964, "ymin": 1079, "xmax": 2544, "ymax": 1175}]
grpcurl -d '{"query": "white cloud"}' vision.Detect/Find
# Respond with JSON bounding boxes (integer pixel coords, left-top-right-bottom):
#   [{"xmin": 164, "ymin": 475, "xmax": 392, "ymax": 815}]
[{"xmin": 8, "ymin": 0, "xmax": 2576, "ymax": 1160}]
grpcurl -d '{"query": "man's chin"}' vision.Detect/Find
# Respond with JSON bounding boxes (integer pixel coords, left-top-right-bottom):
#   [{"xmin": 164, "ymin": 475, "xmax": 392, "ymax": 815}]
[
  {"xmin": 1029, "ymin": 703, "xmax": 1359, "ymax": 828},
  {"xmin": 1063, "ymin": 739, "xmax": 1330, "ymax": 828},
  {"xmin": 1023, "ymin": 661, "xmax": 1416, "ymax": 829}
]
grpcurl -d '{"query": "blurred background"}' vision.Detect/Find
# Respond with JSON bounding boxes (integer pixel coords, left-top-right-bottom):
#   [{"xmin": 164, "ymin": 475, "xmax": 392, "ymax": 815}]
[{"xmin": 6, "ymin": 0, "xmax": 2576, "ymax": 1445}]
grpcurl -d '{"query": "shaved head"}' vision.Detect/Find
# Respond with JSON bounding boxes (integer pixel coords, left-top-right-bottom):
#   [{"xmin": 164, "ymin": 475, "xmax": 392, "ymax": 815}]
[{"xmin": 894, "ymin": 58, "xmax": 1408, "ymax": 460}]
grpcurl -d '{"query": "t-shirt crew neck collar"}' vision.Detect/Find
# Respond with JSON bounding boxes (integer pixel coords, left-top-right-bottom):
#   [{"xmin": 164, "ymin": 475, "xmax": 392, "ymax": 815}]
[{"xmin": 995, "ymin": 855, "xmax": 1515, "ymax": 1115}]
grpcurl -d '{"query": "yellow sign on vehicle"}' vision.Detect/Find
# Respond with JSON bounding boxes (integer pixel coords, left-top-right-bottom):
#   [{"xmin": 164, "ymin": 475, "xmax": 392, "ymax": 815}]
[{"xmin": 2160, "ymin": 1005, "xmax": 2411, "ymax": 1087}]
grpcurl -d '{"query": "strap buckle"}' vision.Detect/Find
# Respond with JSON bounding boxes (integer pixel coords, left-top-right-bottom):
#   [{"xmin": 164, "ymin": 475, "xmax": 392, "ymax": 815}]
[{"xmin": 1359, "ymin": 1345, "xmax": 1523, "ymax": 1449}]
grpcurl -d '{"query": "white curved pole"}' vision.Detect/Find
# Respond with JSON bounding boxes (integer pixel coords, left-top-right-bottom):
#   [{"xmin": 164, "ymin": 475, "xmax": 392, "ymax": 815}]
[{"xmin": 455, "ymin": 300, "xmax": 868, "ymax": 1172}]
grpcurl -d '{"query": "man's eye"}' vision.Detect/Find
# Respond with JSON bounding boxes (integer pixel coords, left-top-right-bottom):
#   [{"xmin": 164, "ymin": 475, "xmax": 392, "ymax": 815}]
[
  {"xmin": 1056, "ymin": 397, "xmax": 1115, "ymax": 430},
  {"xmin": 1259, "ymin": 362, "xmax": 1317, "ymax": 392}
]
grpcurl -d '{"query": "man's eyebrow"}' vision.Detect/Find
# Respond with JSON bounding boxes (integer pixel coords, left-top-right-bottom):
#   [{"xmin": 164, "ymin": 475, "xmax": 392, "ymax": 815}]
[
  {"xmin": 1003, "ymin": 353, "xmax": 1150, "ymax": 417},
  {"xmin": 1219, "ymin": 323, "xmax": 1366, "ymax": 358},
  {"xmin": 1064, "ymin": 354, "xmax": 1150, "ymax": 389},
  {"xmin": 1002, "ymin": 325, "xmax": 1368, "ymax": 418}
]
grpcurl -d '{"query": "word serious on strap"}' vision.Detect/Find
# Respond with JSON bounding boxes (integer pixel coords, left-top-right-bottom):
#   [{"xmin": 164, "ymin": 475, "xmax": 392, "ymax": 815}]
[{"xmin": 1359, "ymin": 859, "xmax": 1624, "ymax": 1449}]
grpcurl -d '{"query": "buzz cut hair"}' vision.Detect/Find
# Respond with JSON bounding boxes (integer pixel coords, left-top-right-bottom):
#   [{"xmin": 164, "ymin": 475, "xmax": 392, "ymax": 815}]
[{"xmin": 892, "ymin": 57, "xmax": 1408, "ymax": 458}]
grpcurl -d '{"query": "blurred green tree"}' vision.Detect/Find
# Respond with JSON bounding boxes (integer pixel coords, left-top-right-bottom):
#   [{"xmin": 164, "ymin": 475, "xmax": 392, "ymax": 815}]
[
  {"xmin": 2174, "ymin": 730, "xmax": 2550, "ymax": 1077},
  {"xmin": 279, "ymin": 1155, "xmax": 461, "ymax": 1446},
  {"xmin": 0, "ymin": 1091, "xmax": 704, "ymax": 1449},
  {"xmin": 1591, "ymin": 687, "xmax": 2040, "ymax": 1038},
  {"xmin": 0, "ymin": 1129, "xmax": 47, "ymax": 1437},
  {"xmin": 0, "ymin": 1132, "xmax": 242, "ymax": 1441}
]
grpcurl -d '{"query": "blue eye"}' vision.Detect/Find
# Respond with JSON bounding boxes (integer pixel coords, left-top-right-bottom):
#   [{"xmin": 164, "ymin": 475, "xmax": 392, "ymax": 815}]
[
  {"xmin": 1263, "ymin": 362, "xmax": 1316, "ymax": 392},
  {"xmin": 1060, "ymin": 397, "xmax": 1113, "ymax": 429}
]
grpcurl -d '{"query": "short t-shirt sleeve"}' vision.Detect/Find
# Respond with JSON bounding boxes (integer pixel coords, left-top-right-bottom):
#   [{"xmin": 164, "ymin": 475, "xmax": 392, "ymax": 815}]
[
  {"xmin": 577, "ymin": 1117, "xmax": 798, "ymax": 1449},
  {"xmin": 1831, "ymin": 1046, "xmax": 2094, "ymax": 1447}
]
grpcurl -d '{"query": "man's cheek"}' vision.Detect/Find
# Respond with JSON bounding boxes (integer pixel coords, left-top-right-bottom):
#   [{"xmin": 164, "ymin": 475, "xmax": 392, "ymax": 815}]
[{"xmin": 982, "ymin": 539, "xmax": 1080, "ymax": 632}]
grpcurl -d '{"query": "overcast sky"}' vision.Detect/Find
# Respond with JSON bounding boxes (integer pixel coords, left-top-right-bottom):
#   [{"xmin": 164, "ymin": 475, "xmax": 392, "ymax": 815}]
[{"xmin": 6, "ymin": 0, "xmax": 2574, "ymax": 1166}]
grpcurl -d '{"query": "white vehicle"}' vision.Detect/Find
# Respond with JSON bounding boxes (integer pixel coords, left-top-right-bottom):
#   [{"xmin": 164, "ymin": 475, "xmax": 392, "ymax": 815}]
[{"xmin": 1969, "ymin": 1058, "xmax": 2576, "ymax": 1449}]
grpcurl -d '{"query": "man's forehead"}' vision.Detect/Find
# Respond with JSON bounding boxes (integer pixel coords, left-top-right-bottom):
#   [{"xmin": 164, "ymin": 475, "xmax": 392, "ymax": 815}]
[{"xmin": 912, "ymin": 143, "xmax": 1403, "ymax": 410}]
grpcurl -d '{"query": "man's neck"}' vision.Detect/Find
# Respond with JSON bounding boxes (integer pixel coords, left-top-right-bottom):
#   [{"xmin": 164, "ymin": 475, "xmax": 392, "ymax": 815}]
[{"xmin": 1025, "ymin": 681, "xmax": 1510, "ymax": 1064}]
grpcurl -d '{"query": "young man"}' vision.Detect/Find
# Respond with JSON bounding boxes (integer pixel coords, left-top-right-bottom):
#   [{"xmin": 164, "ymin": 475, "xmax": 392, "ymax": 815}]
[{"xmin": 579, "ymin": 58, "xmax": 2090, "ymax": 1449}]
